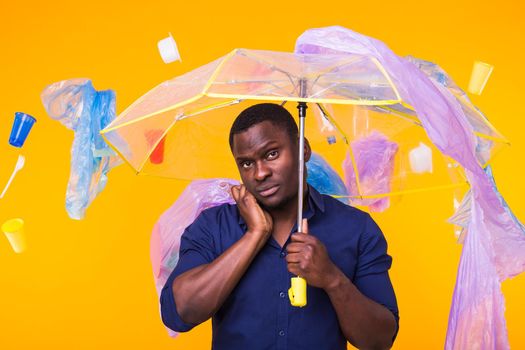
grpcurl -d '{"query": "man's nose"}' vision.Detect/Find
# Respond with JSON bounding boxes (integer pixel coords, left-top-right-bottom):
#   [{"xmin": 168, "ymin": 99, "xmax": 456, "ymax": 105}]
[{"xmin": 254, "ymin": 161, "xmax": 271, "ymax": 181}]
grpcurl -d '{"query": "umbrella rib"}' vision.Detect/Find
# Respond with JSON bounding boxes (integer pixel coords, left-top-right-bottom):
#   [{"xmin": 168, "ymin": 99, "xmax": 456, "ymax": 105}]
[
  {"xmin": 473, "ymin": 132, "xmax": 510, "ymax": 144},
  {"xmin": 315, "ymin": 104, "xmax": 363, "ymax": 198},
  {"xmin": 238, "ymin": 50, "xmax": 299, "ymax": 92},
  {"xmin": 304, "ymin": 55, "xmax": 396, "ymax": 101},
  {"xmin": 204, "ymin": 93, "xmax": 401, "ymax": 105},
  {"xmin": 202, "ymin": 49, "xmax": 239, "ymax": 95},
  {"xmin": 218, "ymin": 80, "xmax": 299, "ymax": 97},
  {"xmin": 305, "ymin": 55, "xmax": 362, "ymax": 90},
  {"xmin": 315, "ymin": 104, "xmax": 349, "ymax": 145},
  {"xmin": 308, "ymin": 82, "xmax": 340, "ymax": 99},
  {"xmin": 453, "ymin": 93, "xmax": 509, "ymax": 143},
  {"xmin": 101, "ymin": 93, "xmax": 206, "ymax": 133},
  {"xmin": 212, "ymin": 79, "xmax": 292, "ymax": 84},
  {"xmin": 370, "ymin": 56, "xmax": 403, "ymax": 102},
  {"xmin": 332, "ymin": 181, "xmax": 469, "ymax": 199},
  {"xmin": 177, "ymin": 98, "xmax": 242, "ymax": 121},
  {"xmin": 100, "ymin": 133, "xmax": 141, "ymax": 174},
  {"xmin": 374, "ymin": 106, "xmax": 423, "ymax": 126}
]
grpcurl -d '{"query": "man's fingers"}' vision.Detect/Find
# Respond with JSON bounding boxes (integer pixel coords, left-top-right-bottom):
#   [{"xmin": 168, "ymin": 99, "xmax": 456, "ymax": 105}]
[
  {"xmin": 302, "ymin": 218, "xmax": 308, "ymax": 235},
  {"xmin": 291, "ymin": 232, "xmax": 308, "ymax": 243},
  {"xmin": 287, "ymin": 262, "xmax": 301, "ymax": 275},
  {"xmin": 286, "ymin": 242, "xmax": 304, "ymax": 253},
  {"xmin": 240, "ymin": 184, "xmax": 246, "ymax": 199},
  {"xmin": 285, "ymin": 252, "xmax": 302, "ymax": 264},
  {"xmin": 231, "ymin": 185, "xmax": 239, "ymax": 202}
]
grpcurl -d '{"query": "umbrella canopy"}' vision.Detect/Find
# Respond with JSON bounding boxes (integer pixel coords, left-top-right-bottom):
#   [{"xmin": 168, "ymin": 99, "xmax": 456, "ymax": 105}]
[{"xmin": 101, "ymin": 48, "xmax": 506, "ymax": 209}]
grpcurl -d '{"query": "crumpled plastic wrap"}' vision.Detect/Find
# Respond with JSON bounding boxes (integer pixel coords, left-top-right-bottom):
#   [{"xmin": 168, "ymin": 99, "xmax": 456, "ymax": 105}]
[
  {"xmin": 446, "ymin": 165, "xmax": 525, "ymax": 349},
  {"xmin": 306, "ymin": 152, "xmax": 348, "ymax": 204},
  {"xmin": 151, "ymin": 178, "xmax": 238, "ymax": 294},
  {"xmin": 151, "ymin": 178, "xmax": 238, "ymax": 336},
  {"xmin": 342, "ymin": 131, "xmax": 398, "ymax": 212},
  {"xmin": 41, "ymin": 79, "xmax": 121, "ymax": 219},
  {"xmin": 296, "ymin": 26, "xmax": 525, "ymax": 349}
]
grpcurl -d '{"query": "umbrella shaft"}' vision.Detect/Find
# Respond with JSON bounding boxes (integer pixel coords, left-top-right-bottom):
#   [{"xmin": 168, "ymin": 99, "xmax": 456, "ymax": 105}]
[{"xmin": 297, "ymin": 102, "xmax": 307, "ymax": 232}]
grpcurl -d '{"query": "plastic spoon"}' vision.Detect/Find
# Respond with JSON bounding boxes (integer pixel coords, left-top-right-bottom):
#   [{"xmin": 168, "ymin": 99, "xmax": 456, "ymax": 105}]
[{"xmin": 0, "ymin": 154, "xmax": 25, "ymax": 199}]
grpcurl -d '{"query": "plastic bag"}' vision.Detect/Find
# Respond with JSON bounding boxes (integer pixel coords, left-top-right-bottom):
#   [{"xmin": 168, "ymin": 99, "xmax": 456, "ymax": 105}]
[
  {"xmin": 342, "ymin": 131, "xmax": 398, "ymax": 212},
  {"xmin": 296, "ymin": 26, "xmax": 525, "ymax": 349},
  {"xmin": 41, "ymin": 79, "xmax": 121, "ymax": 219},
  {"xmin": 306, "ymin": 152, "xmax": 348, "ymax": 204},
  {"xmin": 151, "ymin": 178, "xmax": 238, "ymax": 336}
]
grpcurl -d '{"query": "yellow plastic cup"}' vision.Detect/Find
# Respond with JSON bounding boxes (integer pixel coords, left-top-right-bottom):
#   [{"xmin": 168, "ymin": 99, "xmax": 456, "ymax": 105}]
[
  {"xmin": 288, "ymin": 276, "xmax": 307, "ymax": 307},
  {"xmin": 2, "ymin": 218, "xmax": 26, "ymax": 253},
  {"xmin": 468, "ymin": 61, "xmax": 494, "ymax": 95}
]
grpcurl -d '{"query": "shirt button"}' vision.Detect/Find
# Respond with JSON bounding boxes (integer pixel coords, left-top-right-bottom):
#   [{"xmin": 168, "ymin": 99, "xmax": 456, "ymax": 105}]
[
  {"xmin": 280, "ymin": 251, "xmax": 286, "ymax": 258},
  {"xmin": 279, "ymin": 330, "xmax": 285, "ymax": 336},
  {"xmin": 279, "ymin": 291, "xmax": 286, "ymax": 298}
]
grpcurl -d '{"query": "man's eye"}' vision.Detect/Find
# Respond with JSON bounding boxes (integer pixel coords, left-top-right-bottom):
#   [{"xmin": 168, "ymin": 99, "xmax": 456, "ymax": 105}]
[
  {"xmin": 241, "ymin": 161, "xmax": 253, "ymax": 169},
  {"xmin": 267, "ymin": 151, "xmax": 278, "ymax": 160}
]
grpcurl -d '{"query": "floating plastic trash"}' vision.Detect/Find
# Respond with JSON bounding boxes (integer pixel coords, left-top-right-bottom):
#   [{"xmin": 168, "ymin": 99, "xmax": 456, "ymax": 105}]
[
  {"xmin": 306, "ymin": 152, "xmax": 348, "ymax": 204},
  {"xmin": 468, "ymin": 61, "xmax": 494, "ymax": 95},
  {"xmin": 409, "ymin": 142, "xmax": 433, "ymax": 174},
  {"xmin": 0, "ymin": 154, "xmax": 25, "ymax": 199},
  {"xmin": 2, "ymin": 218, "xmax": 26, "ymax": 253},
  {"xmin": 158, "ymin": 33, "xmax": 181, "ymax": 64},
  {"xmin": 342, "ymin": 131, "xmax": 398, "ymax": 212},
  {"xmin": 9, "ymin": 112, "xmax": 36, "ymax": 147},
  {"xmin": 41, "ymin": 79, "xmax": 120, "ymax": 220},
  {"xmin": 145, "ymin": 129, "xmax": 166, "ymax": 164}
]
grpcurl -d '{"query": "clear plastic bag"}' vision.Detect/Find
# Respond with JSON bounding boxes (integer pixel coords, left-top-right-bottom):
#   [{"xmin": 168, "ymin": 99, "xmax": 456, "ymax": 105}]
[{"xmin": 41, "ymin": 79, "xmax": 121, "ymax": 219}]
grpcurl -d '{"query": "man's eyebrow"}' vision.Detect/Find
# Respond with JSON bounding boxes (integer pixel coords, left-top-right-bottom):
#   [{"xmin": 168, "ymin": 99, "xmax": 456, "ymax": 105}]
[{"xmin": 234, "ymin": 140, "xmax": 280, "ymax": 160}]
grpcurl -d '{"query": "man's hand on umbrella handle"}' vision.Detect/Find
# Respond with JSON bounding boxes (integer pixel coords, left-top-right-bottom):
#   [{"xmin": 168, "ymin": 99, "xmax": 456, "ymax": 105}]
[
  {"xmin": 286, "ymin": 219, "xmax": 340, "ymax": 290},
  {"xmin": 231, "ymin": 184, "xmax": 273, "ymax": 239}
]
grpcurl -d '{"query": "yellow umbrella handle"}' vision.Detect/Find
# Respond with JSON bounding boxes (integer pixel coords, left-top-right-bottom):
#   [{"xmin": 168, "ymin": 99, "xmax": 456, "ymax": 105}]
[{"xmin": 288, "ymin": 276, "xmax": 307, "ymax": 307}]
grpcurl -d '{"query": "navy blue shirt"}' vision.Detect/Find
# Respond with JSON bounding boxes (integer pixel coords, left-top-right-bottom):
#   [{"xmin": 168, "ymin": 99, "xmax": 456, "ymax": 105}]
[{"xmin": 160, "ymin": 185, "xmax": 398, "ymax": 350}]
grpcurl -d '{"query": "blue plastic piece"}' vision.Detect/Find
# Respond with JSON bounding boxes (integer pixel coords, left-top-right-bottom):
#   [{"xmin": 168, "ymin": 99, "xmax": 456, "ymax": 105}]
[
  {"xmin": 41, "ymin": 79, "xmax": 120, "ymax": 219},
  {"xmin": 9, "ymin": 112, "xmax": 36, "ymax": 147},
  {"xmin": 306, "ymin": 152, "xmax": 349, "ymax": 204}
]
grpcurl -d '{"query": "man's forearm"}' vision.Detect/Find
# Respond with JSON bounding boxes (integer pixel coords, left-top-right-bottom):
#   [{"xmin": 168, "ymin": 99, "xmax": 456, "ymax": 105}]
[
  {"xmin": 325, "ymin": 270, "xmax": 397, "ymax": 350},
  {"xmin": 171, "ymin": 230, "xmax": 267, "ymax": 324}
]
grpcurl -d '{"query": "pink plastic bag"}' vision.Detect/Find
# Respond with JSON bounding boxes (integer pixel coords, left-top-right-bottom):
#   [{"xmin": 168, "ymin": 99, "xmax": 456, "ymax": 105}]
[
  {"xmin": 151, "ymin": 179, "xmax": 238, "ymax": 335},
  {"xmin": 342, "ymin": 131, "xmax": 398, "ymax": 212},
  {"xmin": 296, "ymin": 26, "xmax": 525, "ymax": 349}
]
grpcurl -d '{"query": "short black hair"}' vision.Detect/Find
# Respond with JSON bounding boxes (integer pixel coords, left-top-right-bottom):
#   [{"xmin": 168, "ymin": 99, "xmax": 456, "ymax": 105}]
[{"xmin": 229, "ymin": 103, "xmax": 298, "ymax": 150}]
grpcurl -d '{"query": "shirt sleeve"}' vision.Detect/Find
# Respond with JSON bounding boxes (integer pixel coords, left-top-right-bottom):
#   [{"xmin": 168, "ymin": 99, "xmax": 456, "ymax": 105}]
[
  {"xmin": 159, "ymin": 209, "xmax": 218, "ymax": 332},
  {"xmin": 354, "ymin": 213, "xmax": 399, "ymax": 341}
]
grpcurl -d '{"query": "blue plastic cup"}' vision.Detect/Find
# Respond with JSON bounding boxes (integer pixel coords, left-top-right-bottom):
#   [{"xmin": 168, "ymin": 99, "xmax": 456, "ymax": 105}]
[{"xmin": 9, "ymin": 112, "xmax": 36, "ymax": 148}]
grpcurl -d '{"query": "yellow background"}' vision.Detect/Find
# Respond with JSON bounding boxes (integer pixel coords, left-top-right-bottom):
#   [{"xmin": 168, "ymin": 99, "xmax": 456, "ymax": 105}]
[{"xmin": 1, "ymin": 0, "xmax": 524, "ymax": 348}]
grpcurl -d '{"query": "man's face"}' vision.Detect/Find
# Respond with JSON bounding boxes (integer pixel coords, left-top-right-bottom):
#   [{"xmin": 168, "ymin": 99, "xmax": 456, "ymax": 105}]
[{"xmin": 231, "ymin": 121, "xmax": 299, "ymax": 210}]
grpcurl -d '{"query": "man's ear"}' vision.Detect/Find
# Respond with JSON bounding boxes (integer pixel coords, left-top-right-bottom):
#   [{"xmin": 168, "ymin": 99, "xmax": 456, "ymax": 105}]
[{"xmin": 304, "ymin": 138, "xmax": 312, "ymax": 162}]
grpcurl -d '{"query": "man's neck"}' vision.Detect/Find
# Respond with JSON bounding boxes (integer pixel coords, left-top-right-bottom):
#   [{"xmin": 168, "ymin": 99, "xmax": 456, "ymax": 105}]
[{"xmin": 267, "ymin": 187, "xmax": 309, "ymax": 227}]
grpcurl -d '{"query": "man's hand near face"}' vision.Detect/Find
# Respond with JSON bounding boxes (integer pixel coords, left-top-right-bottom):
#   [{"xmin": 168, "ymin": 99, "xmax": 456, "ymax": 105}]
[{"xmin": 231, "ymin": 184, "xmax": 273, "ymax": 248}]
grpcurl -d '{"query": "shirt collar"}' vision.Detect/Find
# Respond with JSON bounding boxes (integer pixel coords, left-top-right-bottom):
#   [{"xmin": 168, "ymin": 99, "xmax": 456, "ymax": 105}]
[
  {"xmin": 307, "ymin": 184, "xmax": 326, "ymax": 214},
  {"xmin": 236, "ymin": 184, "xmax": 325, "ymax": 226}
]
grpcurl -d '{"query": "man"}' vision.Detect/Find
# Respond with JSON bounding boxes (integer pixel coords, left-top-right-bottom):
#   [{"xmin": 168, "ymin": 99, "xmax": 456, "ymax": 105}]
[{"xmin": 160, "ymin": 103, "xmax": 399, "ymax": 349}]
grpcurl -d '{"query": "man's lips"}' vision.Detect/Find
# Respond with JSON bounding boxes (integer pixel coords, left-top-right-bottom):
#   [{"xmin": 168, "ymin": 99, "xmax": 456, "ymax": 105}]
[{"xmin": 257, "ymin": 185, "xmax": 279, "ymax": 197}]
